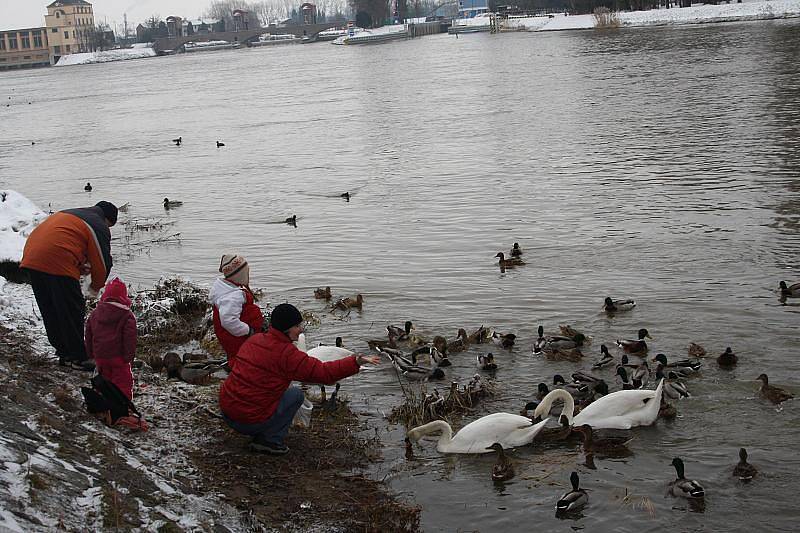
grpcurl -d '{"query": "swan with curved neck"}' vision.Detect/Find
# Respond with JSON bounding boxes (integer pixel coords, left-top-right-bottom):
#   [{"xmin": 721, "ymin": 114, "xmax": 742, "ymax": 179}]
[
  {"xmin": 534, "ymin": 379, "xmax": 664, "ymax": 430},
  {"xmin": 407, "ymin": 413, "xmax": 550, "ymax": 454}
]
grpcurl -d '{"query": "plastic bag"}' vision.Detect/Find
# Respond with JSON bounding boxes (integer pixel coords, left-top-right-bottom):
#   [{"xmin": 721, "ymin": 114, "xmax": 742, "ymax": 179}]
[{"xmin": 292, "ymin": 397, "xmax": 313, "ymax": 428}]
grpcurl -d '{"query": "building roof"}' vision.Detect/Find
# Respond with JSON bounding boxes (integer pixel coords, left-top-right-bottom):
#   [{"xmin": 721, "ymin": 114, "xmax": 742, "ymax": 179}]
[{"xmin": 48, "ymin": 1, "xmax": 91, "ymax": 7}]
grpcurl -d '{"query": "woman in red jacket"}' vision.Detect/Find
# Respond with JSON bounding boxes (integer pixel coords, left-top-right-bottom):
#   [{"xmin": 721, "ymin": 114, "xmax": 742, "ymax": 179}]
[
  {"xmin": 85, "ymin": 277, "xmax": 137, "ymax": 400},
  {"xmin": 219, "ymin": 303, "xmax": 379, "ymax": 454}
]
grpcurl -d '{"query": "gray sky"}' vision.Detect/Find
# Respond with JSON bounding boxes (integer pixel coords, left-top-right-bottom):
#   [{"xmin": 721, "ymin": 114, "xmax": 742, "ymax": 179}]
[{"xmin": 0, "ymin": 1, "xmax": 210, "ymax": 31}]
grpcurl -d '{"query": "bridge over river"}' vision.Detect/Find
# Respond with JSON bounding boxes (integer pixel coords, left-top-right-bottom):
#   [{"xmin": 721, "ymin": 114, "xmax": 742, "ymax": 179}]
[{"xmin": 153, "ymin": 23, "xmax": 338, "ymax": 53}]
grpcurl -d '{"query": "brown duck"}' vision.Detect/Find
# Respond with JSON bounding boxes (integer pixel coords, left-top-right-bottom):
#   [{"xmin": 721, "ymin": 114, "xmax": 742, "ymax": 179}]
[
  {"xmin": 756, "ymin": 374, "xmax": 793, "ymax": 404},
  {"xmin": 332, "ymin": 293, "xmax": 363, "ymax": 311}
]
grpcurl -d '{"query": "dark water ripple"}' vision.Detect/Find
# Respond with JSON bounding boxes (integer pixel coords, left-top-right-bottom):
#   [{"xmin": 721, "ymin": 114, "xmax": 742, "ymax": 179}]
[{"xmin": 2, "ymin": 18, "xmax": 800, "ymax": 532}]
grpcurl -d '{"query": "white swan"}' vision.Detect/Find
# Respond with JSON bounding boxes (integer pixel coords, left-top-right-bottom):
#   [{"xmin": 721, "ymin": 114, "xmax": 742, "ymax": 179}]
[
  {"xmin": 533, "ymin": 379, "xmax": 664, "ymax": 430},
  {"xmin": 406, "ymin": 413, "xmax": 550, "ymax": 454},
  {"xmin": 295, "ymin": 333, "xmax": 356, "ymax": 400},
  {"xmin": 296, "ymin": 333, "xmax": 354, "ymax": 362}
]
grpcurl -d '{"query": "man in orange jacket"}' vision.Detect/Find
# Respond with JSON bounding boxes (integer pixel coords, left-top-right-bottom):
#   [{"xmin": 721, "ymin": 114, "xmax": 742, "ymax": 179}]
[{"xmin": 21, "ymin": 201, "xmax": 117, "ymax": 370}]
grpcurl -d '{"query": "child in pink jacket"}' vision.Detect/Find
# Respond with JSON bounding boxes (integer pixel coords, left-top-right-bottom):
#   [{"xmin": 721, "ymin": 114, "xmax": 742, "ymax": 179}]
[{"xmin": 85, "ymin": 277, "xmax": 137, "ymax": 400}]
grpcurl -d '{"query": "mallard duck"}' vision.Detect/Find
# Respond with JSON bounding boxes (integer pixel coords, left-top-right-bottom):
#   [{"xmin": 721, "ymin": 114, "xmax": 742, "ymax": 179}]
[
  {"xmin": 406, "ymin": 413, "xmax": 550, "ymax": 454},
  {"xmin": 756, "ymin": 374, "xmax": 794, "ymax": 404},
  {"xmin": 477, "ymin": 353, "xmax": 497, "ymax": 371},
  {"xmin": 537, "ymin": 333, "xmax": 586, "ymax": 361},
  {"xmin": 468, "ymin": 325, "xmax": 490, "ymax": 344},
  {"xmin": 285, "ymin": 214, "xmax": 297, "ymax": 226},
  {"xmin": 688, "ymin": 342, "xmax": 707, "ymax": 357},
  {"xmin": 172, "ymin": 136, "xmax": 182, "ymax": 146},
  {"xmin": 536, "ymin": 414, "xmax": 575, "ymax": 443},
  {"xmin": 490, "ymin": 330, "xmax": 516, "ymax": 349},
  {"xmin": 575, "ymin": 424, "xmax": 633, "ymax": 456},
  {"xmin": 655, "ymin": 365, "xmax": 690, "ymax": 400},
  {"xmin": 216, "ymin": 140, "xmax": 225, "ymax": 148},
  {"xmin": 410, "ymin": 345, "xmax": 450, "ymax": 367},
  {"xmin": 571, "ymin": 370, "xmax": 604, "ymax": 386},
  {"xmin": 314, "ymin": 286, "xmax": 332, "ymax": 300},
  {"xmin": 553, "ymin": 375, "xmax": 591, "ymax": 400},
  {"xmin": 717, "ymin": 347, "xmax": 737, "ymax": 368},
  {"xmin": 603, "ymin": 297, "xmax": 635, "ymax": 313},
  {"xmin": 486, "ymin": 442, "xmax": 515, "ymax": 482},
  {"xmin": 559, "ymin": 324, "xmax": 587, "ymax": 342},
  {"xmin": 652, "ymin": 353, "xmax": 701, "ymax": 376},
  {"xmin": 534, "ymin": 379, "xmax": 665, "ymax": 430},
  {"xmin": 630, "ymin": 360, "xmax": 649, "ymax": 387},
  {"xmin": 84, "ymin": 182, "xmax": 92, "ymax": 192},
  {"xmin": 666, "ymin": 458, "xmax": 705, "ymax": 500},
  {"xmin": 332, "ymin": 293, "xmax": 363, "ymax": 311},
  {"xmin": 385, "ymin": 351, "xmax": 444, "ymax": 381},
  {"xmin": 163, "ymin": 197, "xmax": 183, "ymax": 209},
  {"xmin": 616, "ymin": 367, "xmax": 634, "ymax": 390},
  {"xmin": 431, "ymin": 335, "xmax": 448, "ymax": 355},
  {"xmin": 555, "ymin": 472, "xmax": 588, "ymax": 516},
  {"xmin": 335, "ymin": 337, "xmax": 344, "ymax": 348},
  {"xmin": 510, "ymin": 242, "xmax": 523, "ymax": 257},
  {"xmin": 779, "ymin": 281, "xmax": 800, "ymax": 298},
  {"xmin": 447, "ymin": 328, "xmax": 470, "ymax": 353},
  {"xmin": 367, "ymin": 333, "xmax": 397, "ymax": 351},
  {"xmin": 592, "ymin": 344, "xmax": 614, "ymax": 370},
  {"xmin": 659, "ymin": 396, "xmax": 677, "ymax": 419},
  {"xmin": 495, "ymin": 252, "xmax": 525, "ymax": 268},
  {"xmin": 616, "ymin": 328, "xmax": 651, "ymax": 355},
  {"xmin": 733, "ymin": 448, "xmax": 758, "ymax": 482},
  {"xmin": 387, "ymin": 321, "xmax": 414, "ymax": 341}
]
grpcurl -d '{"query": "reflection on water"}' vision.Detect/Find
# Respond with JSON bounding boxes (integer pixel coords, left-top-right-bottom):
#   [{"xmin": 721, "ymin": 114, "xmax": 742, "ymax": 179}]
[{"xmin": 2, "ymin": 17, "xmax": 800, "ymax": 532}]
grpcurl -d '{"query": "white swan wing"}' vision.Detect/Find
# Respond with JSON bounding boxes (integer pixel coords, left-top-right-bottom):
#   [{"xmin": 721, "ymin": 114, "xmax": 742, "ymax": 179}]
[
  {"xmin": 446, "ymin": 413, "xmax": 544, "ymax": 453},
  {"xmin": 574, "ymin": 380, "xmax": 664, "ymax": 429}
]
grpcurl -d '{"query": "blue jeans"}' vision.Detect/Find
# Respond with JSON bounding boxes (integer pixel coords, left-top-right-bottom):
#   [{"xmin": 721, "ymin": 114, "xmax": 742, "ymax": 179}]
[{"xmin": 223, "ymin": 387, "xmax": 304, "ymax": 446}]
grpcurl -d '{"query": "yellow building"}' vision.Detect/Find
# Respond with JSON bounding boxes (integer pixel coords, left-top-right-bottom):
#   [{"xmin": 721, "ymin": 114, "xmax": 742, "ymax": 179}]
[
  {"xmin": 0, "ymin": 28, "xmax": 50, "ymax": 71},
  {"xmin": 44, "ymin": 0, "xmax": 95, "ymax": 64}
]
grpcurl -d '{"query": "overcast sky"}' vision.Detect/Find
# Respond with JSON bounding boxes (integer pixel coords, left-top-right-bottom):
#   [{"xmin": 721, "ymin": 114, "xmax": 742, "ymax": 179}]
[{"xmin": 0, "ymin": 1, "xmax": 210, "ymax": 31}]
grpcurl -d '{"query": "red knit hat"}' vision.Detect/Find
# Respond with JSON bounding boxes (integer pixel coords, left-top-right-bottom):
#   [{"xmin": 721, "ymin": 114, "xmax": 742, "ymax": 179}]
[{"xmin": 101, "ymin": 277, "xmax": 131, "ymax": 307}]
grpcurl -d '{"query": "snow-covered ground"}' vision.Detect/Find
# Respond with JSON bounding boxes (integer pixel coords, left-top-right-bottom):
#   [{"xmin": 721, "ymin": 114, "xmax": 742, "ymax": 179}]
[
  {"xmin": 54, "ymin": 47, "xmax": 156, "ymax": 67},
  {"xmin": 0, "ymin": 190, "xmax": 47, "ymax": 263},
  {"xmin": 503, "ymin": 0, "xmax": 800, "ymax": 31}
]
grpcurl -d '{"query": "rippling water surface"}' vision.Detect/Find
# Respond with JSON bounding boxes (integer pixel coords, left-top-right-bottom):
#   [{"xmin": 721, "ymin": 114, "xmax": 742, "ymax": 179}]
[{"xmin": 2, "ymin": 19, "xmax": 799, "ymax": 532}]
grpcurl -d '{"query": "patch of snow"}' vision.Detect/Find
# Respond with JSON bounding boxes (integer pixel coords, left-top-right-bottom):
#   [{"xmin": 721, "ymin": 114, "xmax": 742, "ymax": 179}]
[
  {"xmin": 75, "ymin": 485, "xmax": 102, "ymax": 508},
  {"xmin": 0, "ymin": 509, "xmax": 25, "ymax": 533},
  {"xmin": 55, "ymin": 47, "xmax": 157, "ymax": 67},
  {"xmin": 504, "ymin": 0, "xmax": 800, "ymax": 31},
  {"xmin": 0, "ymin": 190, "xmax": 47, "ymax": 262}
]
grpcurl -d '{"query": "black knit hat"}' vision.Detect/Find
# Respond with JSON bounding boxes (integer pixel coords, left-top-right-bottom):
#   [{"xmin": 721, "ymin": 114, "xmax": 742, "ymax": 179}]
[
  {"xmin": 270, "ymin": 303, "xmax": 303, "ymax": 332},
  {"xmin": 95, "ymin": 201, "xmax": 118, "ymax": 226}
]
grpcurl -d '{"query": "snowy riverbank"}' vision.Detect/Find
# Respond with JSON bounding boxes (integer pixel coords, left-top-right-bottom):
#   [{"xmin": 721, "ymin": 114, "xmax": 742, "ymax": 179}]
[
  {"xmin": 503, "ymin": 0, "xmax": 800, "ymax": 31},
  {"xmin": 54, "ymin": 47, "xmax": 156, "ymax": 67}
]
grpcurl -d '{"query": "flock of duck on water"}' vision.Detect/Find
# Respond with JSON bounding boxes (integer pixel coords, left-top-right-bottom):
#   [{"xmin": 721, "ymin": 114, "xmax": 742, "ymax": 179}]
[{"xmin": 310, "ymin": 243, "xmax": 798, "ymax": 517}]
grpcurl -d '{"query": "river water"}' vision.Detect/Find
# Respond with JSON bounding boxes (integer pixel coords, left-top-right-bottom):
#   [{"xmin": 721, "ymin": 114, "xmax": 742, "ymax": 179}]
[{"xmin": 2, "ymin": 18, "xmax": 799, "ymax": 532}]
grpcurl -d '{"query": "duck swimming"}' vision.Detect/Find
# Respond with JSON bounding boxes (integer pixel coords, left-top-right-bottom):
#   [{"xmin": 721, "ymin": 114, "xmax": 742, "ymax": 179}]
[
  {"xmin": 285, "ymin": 214, "xmax": 297, "ymax": 226},
  {"xmin": 603, "ymin": 297, "xmax": 636, "ymax": 313},
  {"xmin": 446, "ymin": 328, "xmax": 470, "ymax": 353},
  {"xmin": 688, "ymin": 342, "xmax": 707, "ymax": 357},
  {"xmin": 592, "ymin": 344, "xmax": 614, "ymax": 370},
  {"xmin": 477, "ymin": 353, "xmax": 497, "ymax": 371},
  {"xmin": 495, "ymin": 252, "xmax": 525, "ymax": 268},
  {"xmin": 717, "ymin": 347, "xmax": 737, "ymax": 368},
  {"xmin": 510, "ymin": 242, "xmax": 523, "ymax": 257},
  {"xmin": 487, "ymin": 443, "xmax": 515, "ymax": 482},
  {"xmin": 332, "ymin": 293, "xmax": 363, "ymax": 311},
  {"xmin": 534, "ymin": 379, "xmax": 664, "ymax": 430},
  {"xmin": 406, "ymin": 413, "xmax": 550, "ymax": 454},
  {"xmin": 216, "ymin": 140, "xmax": 225, "ymax": 148},
  {"xmin": 555, "ymin": 472, "xmax": 588, "ymax": 516},
  {"xmin": 84, "ymin": 182, "xmax": 92, "ymax": 192},
  {"xmin": 490, "ymin": 330, "xmax": 516, "ymax": 349},
  {"xmin": 666, "ymin": 457, "xmax": 705, "ymax": 500},
  {"xmin": 172, "ymin": 136, "xmax": 182, "ymax": 146},
  {"xmin": 163, "ymin": 198, "xmax": 183, "ymax": 209},
  {"xmin": 756, "ymin": 374, "xmax": 793, "ymax": 404},
  {"xmin": 655, "ymin": 365, "xmax": 690, "ymax": 400},
  {"xmin": 314, "ymin": 286, "xmax": 332, "ymax": 300},
  {"xmin": 574, "ymin": 424, "xmax": 633, "ymax": 456},
  {"xmin": 733, "ymin": 448, "xmax": 758, "ymax": 482},
  {"xmin": 779, "ymin": 281, "xmax": 800, "ymax": 298},
  {"xmin": 652, "ymin": 353, "xmax": 701, "ymax": 376},
  {"xmin": 387, "ymin": 321, "xmax": 414, "ymax": 341},
  {"xmin": 616, "ymin": 328, "xmax": 652, "ymax": 355}
]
